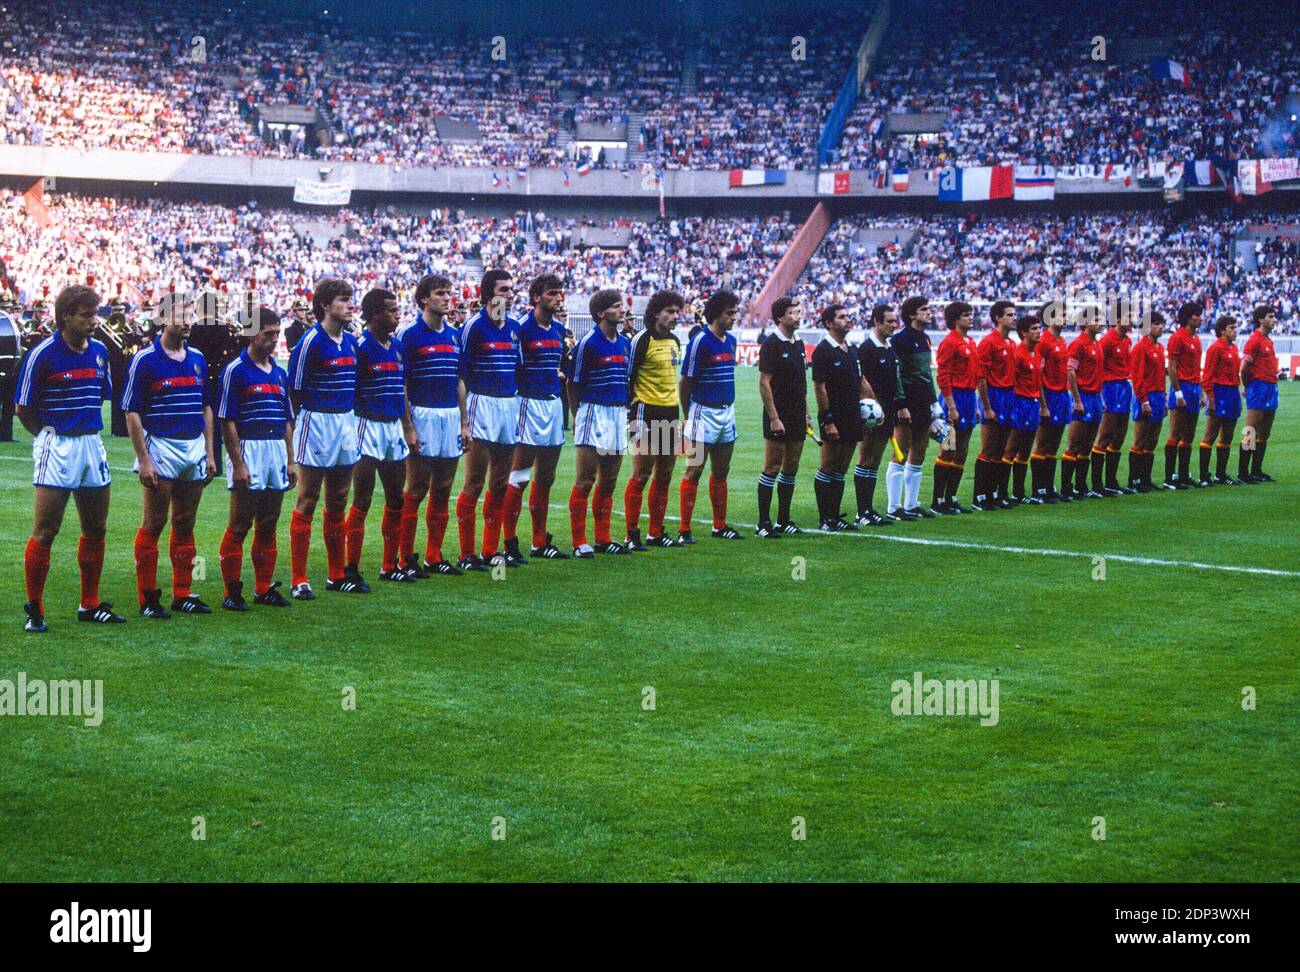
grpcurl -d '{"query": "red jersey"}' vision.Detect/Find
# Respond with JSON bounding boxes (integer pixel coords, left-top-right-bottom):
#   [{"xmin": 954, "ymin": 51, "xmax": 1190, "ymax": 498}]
[
  {"xmin": 1098, "ymin": 328, "xmax": 1132, "ymax": 382},
  {"xmin": 1242, "ymin": 331, "xmax": 1278, "ymax": 384},
  {"xmin": 1129, "ymin": 334, "xmax": 1166, "ymax": 402},
  {"xmin": 1013, "ymin": 342, "xmax": 1043, "ymax": 398},
  {"xmin": 1067, "ymin": 331, "xmax": 1103, "ymax": 393},
  {"xmin": 1036, "ymin": 330, "xmax": 1069, "ymax": 392},
  {"xmin": 976, "ymin": 329, "xmax": 1016, "ymax": 389},
  {"xmin": 936, "ymin": 330, "xmax": 979, "ymax": 393},
  {"xmin": 1165, "ymin": 327, "xmax": 1202, "ymax": 384},
  {"xmin": 1201, "ymin": 338, "xmax": 1241, "ymax": 392}
]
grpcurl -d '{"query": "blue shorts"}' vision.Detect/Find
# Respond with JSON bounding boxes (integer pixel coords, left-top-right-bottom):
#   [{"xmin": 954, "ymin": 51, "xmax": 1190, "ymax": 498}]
[
  {"xmin": 1244, "ymin": 380, "xmax": 1278, "ymax": 412},
  {"xmin": 986, "ymin": 386, "xmax": 1014, "ymax": 426},
  {"xmin": 1010, "ymin": 394, "xmax": 1041, "ymax": 432},
  {"xmin": 1076, "ymin": 390, "xmax": 1102, "ymax": 425},
  {"xmin": 951, "ymin": 388, "xmax": 979, "ymax": 430},
  {"xmin": 1211, "ymin": 384, "xmax": 1241, "ymax": 419},
  {"xmin": 1170, "ymin": 381, "xmax": 1202, "ymax": 416},
  {"xmin": 1043, "ymin": 388, "xmax": 1071, "ymax": 426},
  {"xmin": 1101, "ymin": 380, "xmax": 1132, "ymax": 415},
  {"xmin": 1132, "ymin": 390, "xmax": 1167, "ymax": 423}
]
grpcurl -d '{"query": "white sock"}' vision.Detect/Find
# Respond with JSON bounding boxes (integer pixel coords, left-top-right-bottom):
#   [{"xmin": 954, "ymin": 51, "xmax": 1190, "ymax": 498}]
[
  {"xmin": 904, "ymin": 463, "xmax": 923, "ymax": 510},
  {"xmin": 886, "ymin": 461, "xmax": 904, "ymax": 513}
]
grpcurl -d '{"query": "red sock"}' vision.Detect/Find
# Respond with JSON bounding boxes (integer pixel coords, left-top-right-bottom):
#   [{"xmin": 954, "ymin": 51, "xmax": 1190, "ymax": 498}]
[
  {"xmin": 528, "ymin": 480, "xmax": 551, "ymax": 549},
  {"xmin": 455, "ymin": 491, "xmax": 477, "ymax": 559},
  {"xmin": 647, "ymin": 477, "xmax": 669, "ymax": 537},
  {"xmin": 399, "ymin": 490, "xmax": 423, "ymax": 561},
  {"xmin": 624, "ymin": 476, "xmax": 646, "ymax": 535},
  {"xmin": 322, "ymin": 509, "xmax": 347, "ymax": 582},
  {"xmin": 381, "ymin": 505, "xmax": 401, "ymax": 572},
  {"xmin": 679, "ymin": 478, "xmax": 699, "ymax": 534},
  {"xmin": 345, "ymin": 505, "xmax": 367, "ymax": 569},
  {"xmin": 77, "ymin": 536, "xmax": 104, "ymax": 610},
  {"xmin": 708, "ymin": 474, "xmax": 727, "ymax": 530},
  {"xmin": 170, "ymin": 525, "xmax": 197, "ymax": 600},
  {"xmin": 219, "ymin": 528, "xmax": 243, "ymax": 592},
  {"xmin": 593, "ymin": 482, "xmax": 615, "ymax": 545},
  {"xmin": 24, "ymin": 537, "xmax": 51, "ymax": 614},
  {"xmin": 569, "ymin": 484, "xmax": 589, "ymax": 548},
  {"xmin": 502, "ymin": 483, "xmax": 524, "ymax": 542},
  {"xmin": 427, "ymin": 494, "xmax": 450, "ymax": 564},
  {"xmin": 251, "ymin": 523, "xmax": 276, "ymax": 595},
  {"xmin": 480, "ymin": 488, "xmax": 504, "ymax": 558},
  {"xmin": 289, "ymin": 510, "xmax": 312, "ymax": 587},
  {"xmin": 134, "ymin": 527, "xmax": 160, "ymax": 604}
]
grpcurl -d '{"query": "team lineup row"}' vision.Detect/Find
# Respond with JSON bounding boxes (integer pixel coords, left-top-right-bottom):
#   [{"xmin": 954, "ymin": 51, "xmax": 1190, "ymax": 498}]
[{"xmin": 13, "ymin": 271, "xmax": 1285, "ymax": 632}]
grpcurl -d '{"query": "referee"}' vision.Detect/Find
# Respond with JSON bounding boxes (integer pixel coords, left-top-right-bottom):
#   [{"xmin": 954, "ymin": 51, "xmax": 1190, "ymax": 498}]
[
  {"xmin": 812, "ymin": 305, "xmax": 875, "ymax": 531},
  {"xmin": 756, "ymin": 296, "xmax": 808, "ymax": 536},
  {"xmin": 888, "ymin": 295, "xmax": 939, "ymax": 520},
  {"xmin": 855, "ymin": 303, "xmax": 910, "ymax": 525}
]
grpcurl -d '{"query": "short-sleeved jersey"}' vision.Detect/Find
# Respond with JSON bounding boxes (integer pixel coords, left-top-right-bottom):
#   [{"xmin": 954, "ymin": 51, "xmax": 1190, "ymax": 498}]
[
  {"xmin": 1036, "ymin": 330, "xmax": 1070, "ymax": 392},
  {"xmin": 218, "ymin": 350, "xmax": 293, "ymax": 440},
  {"xmin": 1165, "ymin": 327, "xmax": 1203, "ymax": 384},
  {"xmin": 1242, "ymin": 331, "xmax": 1278, "ymax": 384},
  {"xmin": 1129, "ymin": 334, "xmax": 1166, "ymax": 401},
  {"xmin": 758, "ymin": 331, "xmax": 807, "ymax": 416},
  {"xmin": 1098, "ymin": 328, "xmax": 1132, "ymax": 382},
  {"xmin": 1202, "ymin": 338, "xmax": 1241, "ymax": 391},
  {"xmin": 1013, "ymin": 342, "xmax": 1042, "ymax": 398},
  {"xmin": 935, "ymin": 330, "xmax": 979, "ymax": 393},
  {"xmin": 288, "ymin": 324, "xmax": 359, "ymax": 413},
  {"xmin": 629, "ymin": 329, "xmax": 681, "ymax": 407},
  {"xmin": 398, "ymin": 316, "xmax": 461, "ymax": 409},
  {"xmin": 14, "ymin": 332, "xmax": 112, "ymax": 435},
  {"xmin": 1067, "ymin": 331, "xmax": 1103, "ymax": 393},
  {"xmin": 812, "ymin": 338, "xmax": 862, "ymax": 418},
  {"xmin": 459, "ymin": 308, "xmax": 522, "ymax": 397},
  {"xmin": 568, "ymin": 327, "xmax": 630, "ymax": 406},
  {"xmin": 858, "ymin": 332, "xmax": 906, "ymax": 409},
  {"xmin": 355, "ymin": 330, "xmax": 407, "ymax": 421},
  {"xmin": 891, "ymin": 326, "xmax": 936, "ymax": 399},
  {"xmin": 976, "ymin": 329, "xmax": 1016, "ymax": 389},
  {"xmin": 122, "ymin": 337, "xmax": 208, "ymax": 439},
  {"xmin": 682, "ymin": 327, "xmax": 737, "ymax": 408},
  {"xmin": 515, "ymin": 311, "xmax": 567, "ymax": 400}
]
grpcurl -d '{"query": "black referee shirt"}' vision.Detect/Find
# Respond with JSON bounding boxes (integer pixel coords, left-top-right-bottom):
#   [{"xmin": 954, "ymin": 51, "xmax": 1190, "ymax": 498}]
[
  {"xmin": 758, "ymin": 331, "xmax": 807, "ymax": 421},
  {"xmin": 811, "ymin": 337, "xmax": 862, "ymax": 426},
  {"xmin": 857, "ymin": 332, "xmax": 906, "ymax": 412}
]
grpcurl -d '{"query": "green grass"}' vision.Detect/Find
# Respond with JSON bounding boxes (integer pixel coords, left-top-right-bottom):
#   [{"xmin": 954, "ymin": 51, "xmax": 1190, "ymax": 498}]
[{"xmin": 1, "ymin": 378, "xmax": 1297, "ymax": 882}]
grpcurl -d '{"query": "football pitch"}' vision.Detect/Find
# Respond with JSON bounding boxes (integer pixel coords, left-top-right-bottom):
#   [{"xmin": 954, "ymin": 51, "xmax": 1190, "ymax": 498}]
[{"xmin": 1, "ymin": 378, "xmax": 1296, "ymax": 882}]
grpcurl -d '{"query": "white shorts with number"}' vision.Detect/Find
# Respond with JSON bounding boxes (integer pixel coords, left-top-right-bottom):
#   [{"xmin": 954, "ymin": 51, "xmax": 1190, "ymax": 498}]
[
  {"xmin": 227, "ymin": 438, "xmax": 290, "ymax": 491},
  {"xmin": 410, "ymin": 404, "xmax": 462, "ymax": 459},
  {"xmin": 684, "ymin": 402, "xmax": 737, "ymax": 445},
  {"xmin": 516, "ymin": 395, "xmax": 565, "ymax": 448},
  {"xmin": 467, "ymin": 392, "xmax": 518, "ymax": 446},
  {"xmin": 136, "ymin": 433, "xmax": 207, "ymax": 482},
  {"xmin": 295, "ymin": 409, "xmax": 359, "ymax": 468},
  {"xmin": 32, "ymin": 429, "xmax": 111, "ymax": 490},
  {"xmin": 574, "ymin": 402, "xmax": 626, "ymax": 455},
  {"xmin": 357, "ymin": 416, "xmax": 409, "ymax": 463}
]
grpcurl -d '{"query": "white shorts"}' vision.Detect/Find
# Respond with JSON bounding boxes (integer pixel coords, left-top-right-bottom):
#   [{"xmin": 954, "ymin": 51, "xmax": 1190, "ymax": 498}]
[
  {"xmin": 684, "ymin": 402, "xmax": 737, "ymax": 445},
  {"xmin": 32, "ymin": 429, "xmax": 111, "ymax": 490},
  {"xmin": 135, "ymin": 433, "xmax": 207, "ymax": 482},
  {"xmin": 467, "ymin": 392, "xmax": 518, "ymax": 446},
  {"xmin": 410, "ymin": 404, "xmax": 462, "ymax": 459},
  {"xmin": 516, "ymin": 395, "xmax": 565, "ymax": 448},
  {"xmin": 227, "ymin": 438, "xmax": 290, "ymax": 491},
  {"xmin": 574, "ymin": 402, "xmax": 627, "ymax": 455},
  {"xmin": 357, "ymin": 416, "xmax": 409, "ymax": 463},
  {"xmin": 295, "ymin": 409, "xmax": 359, "ymax": 468}
]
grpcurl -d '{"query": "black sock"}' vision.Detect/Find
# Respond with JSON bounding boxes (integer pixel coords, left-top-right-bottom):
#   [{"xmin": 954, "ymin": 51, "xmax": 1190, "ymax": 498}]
[
  {"xmin": 1178, "ymin": 444, "xmax": 1191, "ymax": 482},
  {"xmin": 1029, "ymin": 457, "xmax": 1044, "ymax": 496},
  {"xmin": 932, "ymin": 463, "xmax": 949, "ymax": 507},
  {"xmin": 1090, "ymin": 450, "xmax": 1105, "ymax": 491},
  {"xmin": 1199, "ymin": 443, "xmax": 1212, "ymax": 480},
  {"xmin": 1127, "ymin": 449, "xmax": 1142, "ymax": 486},
  {"xmin": 813, "ymin": 472, "xmax": 831, "ymax": 522},
  {"xmin": 830, "ymin": 474, "xmax": 846, "ymax": 519},
  {"xmin": 854, "ymin": 465, "xmax": 874, "ymax": 514},
  {"xmin": 1164, "ymin": 443, "xmax": 1178, "ymax": 481},
  {"xmin": 1253, "ymin": 441, "xmax": 1267, "ymax": 477},
  {"xmin": 1238, "ymin": 445, "xmax": 1251, "ymax": 480},
  {"xmin": 1012, "ymin": 460, "xmax": 1027, "ymax": 499},
  {"xmin": 757, "ymin": 473, "xmax": 775, "ymax": 523},
  {"xmin": 1216, "ymin": 445, "xmax": 1230, "ymax": 479},
  {"xmin": 1077, "ymin": 454, "xmax": 1090, "ymax": 492},
  {"xmin": 1060, "ymin": 455, "xmax": 1075, "ymax": 493},
  {"xmin": 1104, "ymin": 449, "xmax": 1121, "ymax": 488},
  {"xmin": 776, "ymin": 473, "xmax": 795, "ymax": 523},
  {"xmin": 948, "ymin": 463, "xmax": 964, "ymax": 503},
  {"xmin": 973, "ymin": 458, "xmax": 989, "ymax": 502},
  {"xmin": 1044, "ymin": 456, "xmax": 1057, "ymax": 494}
]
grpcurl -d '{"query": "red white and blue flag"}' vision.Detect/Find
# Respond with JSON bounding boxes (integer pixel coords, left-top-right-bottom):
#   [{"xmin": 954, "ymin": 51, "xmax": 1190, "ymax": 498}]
[
  {"xmin": 728, "ymin": 169, "xmax": 787, "ymax": 188},
  {"xmin": 1013, "ymin": 165, "xmax": 1056, "ymax": 200},
  {"xmin": 891, "ymin": 166, "xmax": 909, "ymax": 192},
  {"xmin": 491, "ymin": 172, "xmax": 501, "ymax": 188},
  {"xmin": 1149, "ymin": 58, "xmax": 1192, "ymax": 88},
  {"xmin": 938, "ymin": 164, "xmax": 1014, "ymax": 201}
]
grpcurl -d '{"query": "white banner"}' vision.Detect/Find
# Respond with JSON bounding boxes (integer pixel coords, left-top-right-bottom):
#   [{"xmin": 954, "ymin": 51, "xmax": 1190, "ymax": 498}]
[
  {"xmin": 293, "ymin": 178, "xmax": 353, "ymax": 206},
  {"xmin": 1259, "ymin": 157, "xmax": 1298, "ymax": 183}
]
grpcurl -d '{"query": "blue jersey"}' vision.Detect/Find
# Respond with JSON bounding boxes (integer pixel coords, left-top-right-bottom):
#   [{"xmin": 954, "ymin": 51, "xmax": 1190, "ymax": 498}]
[
  {"xmin": 14, "ymin": 332, "xmax": 112, "ymax": 435},
  {"xmin": 515, "ymin": 310, "xmax": 567, "ymax": 400},
  {"xmin": 569, "ymin": 327, "xmax": 630, "ymax": 406},
  {"xmin": 122, "ymin": 337, "xmax": 208, "ymax": 439},
  {"xmin": 459, "ymin": 308, "xmax": 522, "ymax": 397},
  {"xmin": 682, "ymin": 327, "xmax": 737, "ymax": 408},
  {"xmin": 288, "ymin": 323, "xmax": 359, "ymax": 413},
  {"xmin": 217, "ymin": 350, "xmax": 293, "ymax": 440},
  {"xmin": 355, "ymin": 331, "xmax": 407, "ymax": 421},
  {"xmin": 399, "ymin": 316, "xmax": 461, "ymax": 409}
]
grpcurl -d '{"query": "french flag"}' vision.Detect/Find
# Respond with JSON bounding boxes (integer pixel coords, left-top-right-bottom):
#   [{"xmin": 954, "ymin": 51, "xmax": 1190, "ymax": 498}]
[
  {"xmin": 516, "ymin": 166, "xmax": 528, "ymax": 178},
  {"xmin": 1183, "ymin": 159, "xmax": 1220, "ymax": 186},
  {"xmin": 562, "ymin": 170, "xmax": 571, "ymax": 187},
  {"xmin": 891, "ymin": 166, "xmax": 909, "ymax": 192},
  {"xmin": 577, "ymin": 160, "xmax": 593, "ymax": 177},
  {"xmin": 727, "ymin": 169, "xmax": 787, "ymax": 188},
  {"xmin": 491, "ymin": 172, "xmax": 501, "ymax": 188},
  {"xmin": 1013, "ymin": 165, "xmax": 1055, "ymax": 200},
  {"xmin": 1149, "ymin": 57, "xmax": 1192, "ymax": 88},
  {"xmin": 938, "ymin": 164, "xmax": 1013, "ymax": 202}
]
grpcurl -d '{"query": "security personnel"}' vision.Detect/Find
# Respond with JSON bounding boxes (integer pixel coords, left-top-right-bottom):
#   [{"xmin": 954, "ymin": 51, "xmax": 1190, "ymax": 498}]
[
  {"xmin": 188, "ymin": 288, "xmax": 244, "ymax": 470},
  {"xmin": 96, "ymin": 298, "xmax": 132, "ymax": 437},
  {"xmin": 284, "ymin": 294, "xmax": 311, "ymax": 352},
  {"xmin": 0, "ymin": 299, "xmax": 20, "ymax": 441}
]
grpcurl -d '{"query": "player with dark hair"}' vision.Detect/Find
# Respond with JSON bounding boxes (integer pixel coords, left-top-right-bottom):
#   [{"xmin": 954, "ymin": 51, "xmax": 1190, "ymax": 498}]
[
  {"xmin": 1091, "ymin": 304, "xmax": 1135, "ymax": 496},
  {"xmin": 1030, "ymin": 301, "xmax": 1072, "ymax": 502},
  {"xmin": 1239, "ymin": 304, "xmax": 1279, "ymax": 483},
  {"xmin": 812, "ymin": 304, "xmax": 875, "ymax": 530},
  {"xmin": 625, "ymin": 290, "xmax": 685, "ymax": 548},
  {"xmin": 1062, "ymin": 309, "xmax": 1105, "ymax": 499},
  {"xmin": 854, "ymin": 303, "xmax": 909, "ymax": 526},
  {"xmin": 1127, "ymin": 310, "xmax": 1168, "ymax": 492},
  {"xmin": 755, "ymin": 296, "xmax": 807, "ymax": 537},
  {"xmin": 1003, "ymin": 316, "xmax": 1045, "ymax": 503},
  {"xmin": 932, "ymin": 300, "xmax": 978, "ymax": 514},
  {"xmin": 887, "ymin": 295, "xmax": 937, "ymax": 520},
  {"xmin": 1163, "ymin": 300, "xmax": 1205, "ymax": 489},
  {"xmin": 972, "ymin": 300, "xmax": 1017, "ymax": 510},
  {"xmin": 1200, "ymin": 315, "xmax": 1243, "ymax": 486}
]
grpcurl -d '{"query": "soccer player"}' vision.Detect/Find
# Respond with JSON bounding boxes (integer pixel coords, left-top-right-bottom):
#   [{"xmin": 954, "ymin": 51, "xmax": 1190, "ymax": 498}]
[
  {"xmin": 624, "ymin": 290, "xmax": 685, "ymax": 548},
  {"xmin": 854, "ymin": 303, "xmax": 910, "ymax": 526},
  {"xmin": 15, "ymin": 284, "xmax": 124, "ymax": 632},
  {"xmin": 812, "ymin": 305, "xmax": 875, "ymax": 530},
  {"xmin": 397, "ymin": 275, "xmax": 466, "ymax": 576},
  {"xmin": 1200, "ymin": 315, "xmax": 1243, "ymax": 486},
  {"xmin": 287, "ymin": 278, "xmax": 361, "ymax": 599},
  {"xmin": 1091, "ymin": 305, "xmax": 1135, "ymax": 496},
  {"xmin": 1003, "ymin": 316, "xmax": 1045, "ymax": 503},
  {"xmin": 1031, "ymin": 301, "xmax": 1072, "ymax": 502},
  {"xmin": 124, "ymin": 291, "xmax": 217, "ymax": 617},
  {"xmin": 1239, "ymin": 304, "xmax": 1279, "ymax": 483},
  {"xmin": 502, "ymin": 274, "xmax": 569, "ymax": 562},
  {"xmin": 1163, "ymin": 301, "xmax": 1205, "ymax": 489},
  {"xmin": 455, "ymin": 269, "xmax": 523, "ymax": 571},
  {"xmin": 887, "ymin": 295, "xmax": 938, "ymax": 520},
  {"xmin": 1063, "ymin": 309, "xmax": 1105, "ymax": 499},
  {"xmin": 679, "ymin": 290, "xmax": 745, "ymax": 542},
  {"xmin": 216, "ymin": 307, "xmax": 295, "ymax": 610},
  {"xmin": 932, "ymin": 300, "xmax": 979, "ymax": 514},
  {"xmin": 1127, "ymin": 310, "xmax": 1167, "ymax": 492},
  {"xmin": 567, "ymin": 289, "xmax": 632, "ymax": 557},
  {"xmin": 972, "ymin": 300, "xmax": 1018, "ymax": 510},
  {"xmin": 347, "ymin": 288, "xmax": 420, "ymax": 586},
  {"xmin": 756, "ymin": 296, "xmax": 808, "ymax": 537}
]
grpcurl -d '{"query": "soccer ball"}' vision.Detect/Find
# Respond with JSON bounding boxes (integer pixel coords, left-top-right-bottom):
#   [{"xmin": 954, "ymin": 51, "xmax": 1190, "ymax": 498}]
[
  {"xmin": 929, "ymin": 417, "xmax": 953, "ymax": 444},
  {"xmin": 930, "ymin": 400, "xmax": 946, "ymax": 421},
  {"xmin": 859, "ymin": 398, "xmax": 884, "ymax": 427}
]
